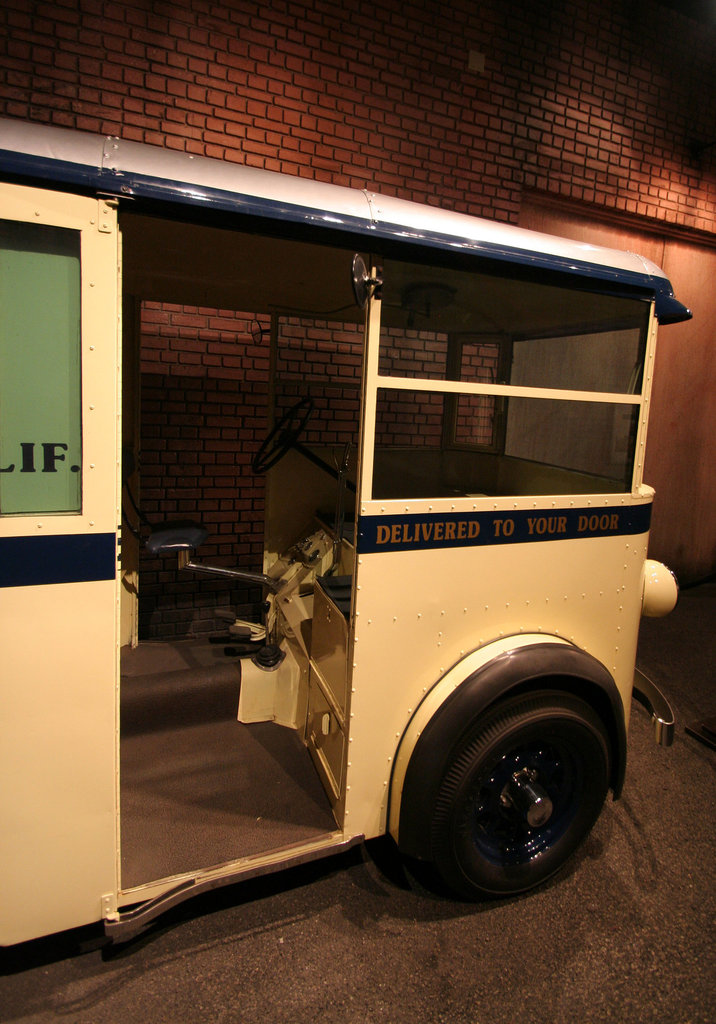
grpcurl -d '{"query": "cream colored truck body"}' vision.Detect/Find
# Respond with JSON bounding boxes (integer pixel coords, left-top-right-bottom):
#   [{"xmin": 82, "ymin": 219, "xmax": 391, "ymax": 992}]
[{"xmin": 0, "ymin": 119, "xmax": 684, "ymax": 945}]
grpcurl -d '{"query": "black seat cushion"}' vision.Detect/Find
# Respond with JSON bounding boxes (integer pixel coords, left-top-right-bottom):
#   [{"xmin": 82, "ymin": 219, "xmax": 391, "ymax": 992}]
[{"xmin": 146, "ymin": 521, "xmax": 208, "ymax": 555}]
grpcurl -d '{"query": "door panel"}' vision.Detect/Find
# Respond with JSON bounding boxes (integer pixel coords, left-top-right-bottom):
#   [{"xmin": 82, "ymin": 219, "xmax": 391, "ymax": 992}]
[{"xmin": 0, "ymin": 184, "xmax": 119, "ymax": 944}]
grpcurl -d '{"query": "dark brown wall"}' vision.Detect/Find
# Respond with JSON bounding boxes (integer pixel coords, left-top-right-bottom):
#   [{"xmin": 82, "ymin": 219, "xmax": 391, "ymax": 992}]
[{"xmin": 521, "ymin": 197, "xmax": 716, "ymax": 582}]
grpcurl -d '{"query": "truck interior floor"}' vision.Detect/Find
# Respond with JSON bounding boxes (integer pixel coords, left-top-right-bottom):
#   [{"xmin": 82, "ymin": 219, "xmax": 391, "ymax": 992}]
[{"xmin": 119, "ymin": 641, "xmax": 336, "ymax": 890}]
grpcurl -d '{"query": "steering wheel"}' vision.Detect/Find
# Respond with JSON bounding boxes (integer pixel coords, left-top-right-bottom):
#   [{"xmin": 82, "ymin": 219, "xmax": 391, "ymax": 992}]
[{"xmin": 251, "ymin": 397, "xmax": 314, "ymax": 474}]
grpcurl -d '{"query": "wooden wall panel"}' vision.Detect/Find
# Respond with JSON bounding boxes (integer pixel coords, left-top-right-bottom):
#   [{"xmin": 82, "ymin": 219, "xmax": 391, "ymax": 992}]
[
  {"xmin": 521, "ymin": 197, "xmax": 715, "ymax": 581},
  {"xmin": 649, "ymin": 242, "xmax": 716, "ymax": 579}
]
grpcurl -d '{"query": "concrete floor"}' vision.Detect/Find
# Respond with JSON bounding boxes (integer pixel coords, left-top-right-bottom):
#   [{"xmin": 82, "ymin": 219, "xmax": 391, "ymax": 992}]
[{"xmin": 1, "ymin": 584, "xmax": 714, "ymax": 1024}]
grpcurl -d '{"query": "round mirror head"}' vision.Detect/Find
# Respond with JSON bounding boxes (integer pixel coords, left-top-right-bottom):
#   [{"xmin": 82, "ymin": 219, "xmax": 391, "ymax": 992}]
[{"xmin": 351, "ymin": 253, "xmax": 370, "ymax": 309}]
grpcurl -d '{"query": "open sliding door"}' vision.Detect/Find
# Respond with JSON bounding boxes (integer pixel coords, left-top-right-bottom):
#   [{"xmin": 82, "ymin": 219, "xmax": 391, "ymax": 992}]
[{"xmin": 0, "ymin": 184, "xmax": 120, "ymax": 945}]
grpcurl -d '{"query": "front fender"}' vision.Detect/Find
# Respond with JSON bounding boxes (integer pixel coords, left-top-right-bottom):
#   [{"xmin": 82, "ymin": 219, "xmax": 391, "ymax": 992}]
[{"xmin": 388, "ymin": 635, "xmax": 626, "ymax": 860}]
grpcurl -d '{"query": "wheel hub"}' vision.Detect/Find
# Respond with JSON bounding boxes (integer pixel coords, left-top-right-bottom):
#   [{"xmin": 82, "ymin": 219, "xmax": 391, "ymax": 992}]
[{"xmin": 501, "ymin": 767, "xmax": 554, "ymax": 828}]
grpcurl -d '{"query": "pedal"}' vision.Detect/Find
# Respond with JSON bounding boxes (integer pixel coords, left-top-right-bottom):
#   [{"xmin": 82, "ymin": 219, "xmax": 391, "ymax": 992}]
[
  {"xmin": 227, "ymin": 623, "xmax": 254, "ymax": 640},
  {"xmin": 213, "ymin": 609, "xmax": 266, "ymax": 642}
]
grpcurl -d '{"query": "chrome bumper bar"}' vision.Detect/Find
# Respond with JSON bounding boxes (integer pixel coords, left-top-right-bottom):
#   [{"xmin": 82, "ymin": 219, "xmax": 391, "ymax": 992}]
[{"xmin": 633, "ymin": 669, "xmax": 675, "ymax": 747}]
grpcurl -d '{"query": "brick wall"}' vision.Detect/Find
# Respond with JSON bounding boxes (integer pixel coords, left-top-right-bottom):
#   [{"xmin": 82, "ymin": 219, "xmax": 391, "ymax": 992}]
[
  {"xmin": 136, "ymin": 304, "xmax": 270, "ymax": 637},
  {"xmin": 276, "ymin": 316, "xmax": 363, "ymax": 449},
  {"xmin": 137, "ymin": 306, "xmax": 366, "ymax": 637},
  {"xmin": 1, "ymin": 0, "xmax": 714, "ymax": 232},
  {"xmin": 2, "ymin": 0, "xmax": 714, "ymax": 634}
]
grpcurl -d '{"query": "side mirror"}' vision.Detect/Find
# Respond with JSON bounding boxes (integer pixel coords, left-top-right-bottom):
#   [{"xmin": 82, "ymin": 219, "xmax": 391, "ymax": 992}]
[{"xmin": 351, "ymin": 254, "xmax": 382, "ymax": 309}]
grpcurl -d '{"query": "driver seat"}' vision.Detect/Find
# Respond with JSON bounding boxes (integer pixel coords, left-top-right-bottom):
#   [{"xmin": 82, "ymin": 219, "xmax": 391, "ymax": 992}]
[{"xmin": 145, "ymin": 521, "xmax": 209, "ymax": 557}]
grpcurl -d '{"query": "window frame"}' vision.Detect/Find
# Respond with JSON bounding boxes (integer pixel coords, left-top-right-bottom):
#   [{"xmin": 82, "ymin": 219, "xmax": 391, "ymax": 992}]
[
  {"xmin": 0, "ymin": 219, "xmax": 83, "ymax": 515},
  {"xmin": 442, "ymin": 332, "xmax": 512, "ymax": 455},
  {"xmin": 0, "ymin": 183, "xmax": 119, "ymax": 539},
  {"xmin": 361, "ymin": 259, "xmax": 657, "ymax": 505}
]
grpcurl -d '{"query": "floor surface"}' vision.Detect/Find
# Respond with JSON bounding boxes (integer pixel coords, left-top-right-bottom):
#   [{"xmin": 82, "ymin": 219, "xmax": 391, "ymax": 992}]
[
  {"xmin": 120, "ymin": 642, "xmax": 336, "ymax": 889},
  {"xmin": 1, "ymin": 584, "xmax": 714, "ymax": 1024}
]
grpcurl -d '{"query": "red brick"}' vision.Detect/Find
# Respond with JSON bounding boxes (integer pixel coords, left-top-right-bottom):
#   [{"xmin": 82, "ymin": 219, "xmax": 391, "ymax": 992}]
[{"xmin": 2, "ymin": 0, "xmax": 712, "ymax": 631}]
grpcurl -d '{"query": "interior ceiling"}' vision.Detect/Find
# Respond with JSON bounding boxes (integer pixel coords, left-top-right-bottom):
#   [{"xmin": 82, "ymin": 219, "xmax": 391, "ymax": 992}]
[
  {"xmin": 120, "ymin": 210, "xmax": 363, "ymax": 322},
  {"xmin": 380, "ymin": 258, "xmax": 646, "ymax": 337},
  {"xmin": 121, "ymin": 210, "xmax": 646, "ymax": 337}
]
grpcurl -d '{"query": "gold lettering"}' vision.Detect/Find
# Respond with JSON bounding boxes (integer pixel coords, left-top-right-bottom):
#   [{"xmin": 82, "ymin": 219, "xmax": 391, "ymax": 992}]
[
  {"xmin": 529, "ymin": 515, "xmax": 567, "ymax": 536},
  {"xmin": 494, "ymin": 517, "xmax": 514, "ymax": 537},
  {"xmin": 469, "ymin": 520, "xmax": 480, "ymax": 538},
  {"xmin": 445, "ymin": 522, "xmax": 456, "ymax": 540},
  {"xmin": 458, "ymin": 521, "xmax": 467, "ymax": 539},
  {"xmin": 377, "ymin": 525, "xmax": 390, "ymax": 544},
  {"xmin": 434, "ymin": 522, "xmax": 444, "ymax": 541}
]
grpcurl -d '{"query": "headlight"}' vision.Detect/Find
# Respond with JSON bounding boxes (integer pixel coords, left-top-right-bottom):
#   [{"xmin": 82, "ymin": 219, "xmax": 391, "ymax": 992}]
[{"xmin": 642, "ymin": 559, "xmax": 679, "ymax": 617}]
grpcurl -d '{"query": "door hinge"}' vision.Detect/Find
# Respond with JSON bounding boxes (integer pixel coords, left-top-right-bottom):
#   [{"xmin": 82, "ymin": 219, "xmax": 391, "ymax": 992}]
[
  {"xmin": 97, "ymin": 197, "xmax": 118, "ymax": 233},
  {"xmin": 101, "ymin": 892, "xmax": 119, "ymax": 921}
]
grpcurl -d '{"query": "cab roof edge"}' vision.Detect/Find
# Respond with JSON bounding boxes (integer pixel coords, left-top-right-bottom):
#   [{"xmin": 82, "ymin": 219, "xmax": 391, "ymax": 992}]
[{"xmin": 0, "ymin": 117, "xmax": 692, "ymax": 323}]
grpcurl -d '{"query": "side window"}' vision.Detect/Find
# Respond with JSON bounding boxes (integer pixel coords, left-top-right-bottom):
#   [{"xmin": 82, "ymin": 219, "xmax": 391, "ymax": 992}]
[
  {"xmin": 0, "ymin": 221, "xmax": 82, "ymax": 514},
  {"xmin": 509, "ymin": 328, "xmax": 644, "ymax": 394},
  {"xmin": 448, "ymin": 337, "xmax": 504, "ymax": 450},
  {"xmin": 370, "ymin": 257, "xmax": 649, "ymax": 499}
]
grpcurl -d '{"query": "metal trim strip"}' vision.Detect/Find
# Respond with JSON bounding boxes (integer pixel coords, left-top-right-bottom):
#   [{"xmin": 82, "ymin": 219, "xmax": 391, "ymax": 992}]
[
  {"xmin": 0, "ymin": 119, "xmax": 690, "ymax": 321},
  {"xmin": 0, "ymin": 532, "xmax": 117, "ymax": 588},
  {"xmin": 357, "ymin": 503, "xmax": 652, "ymax": 554}
]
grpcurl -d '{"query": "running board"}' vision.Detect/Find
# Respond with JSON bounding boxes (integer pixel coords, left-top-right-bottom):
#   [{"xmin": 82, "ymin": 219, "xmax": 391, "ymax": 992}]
[
  {"xmin": 633, "ymin": 669, "xmax": 675, "ymax": 747},
  {"xmin": 105, "ymin": 832, "xmax": 363, "ymax": 944}
]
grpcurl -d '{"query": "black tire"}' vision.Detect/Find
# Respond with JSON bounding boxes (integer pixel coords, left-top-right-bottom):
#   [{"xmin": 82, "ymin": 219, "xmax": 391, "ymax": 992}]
[{"xmin": 429, "ymin": 691, "xmax": 610, "ymax": 899}]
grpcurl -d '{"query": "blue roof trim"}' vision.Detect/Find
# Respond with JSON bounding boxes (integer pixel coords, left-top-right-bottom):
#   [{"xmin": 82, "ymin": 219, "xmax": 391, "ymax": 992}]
[
  {"xmin": 0, "ymin": 148, "xmax": 104, "ymax": 192},
  {"xmin": 653, "ymin": 291, "xmax": 692, "ymax": 324},
  {"xmin": 0, "ymin": 140, "xmax": 692, "ymax": 324},
  {"xmin": 107, "ymin": 168, "xmax": 374, "ymax": 234},
  {"xmin": 98, "ymin": 167, "xmax": 694, "ymax": 321},
  {"xmin": 365, "ymin": 218, "xmax": 668, "ymax": 299}
]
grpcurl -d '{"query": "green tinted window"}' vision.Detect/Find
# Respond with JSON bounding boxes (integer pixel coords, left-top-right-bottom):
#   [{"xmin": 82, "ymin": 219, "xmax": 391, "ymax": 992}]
[{"xmin": 0, "ymin": 221, "xmax": 81, "ymax": 514}]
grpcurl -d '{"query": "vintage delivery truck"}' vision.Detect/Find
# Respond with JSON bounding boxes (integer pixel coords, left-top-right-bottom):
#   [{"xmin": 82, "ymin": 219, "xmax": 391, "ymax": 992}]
[{"xmin": 0, "ymin": 118, "xmax": 685, "ymax": 945}]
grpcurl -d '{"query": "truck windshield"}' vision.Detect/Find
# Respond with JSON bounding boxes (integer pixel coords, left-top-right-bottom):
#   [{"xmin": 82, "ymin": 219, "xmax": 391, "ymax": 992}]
[{"xmin": 372, "ymin": 257, "xmax": 650, "ymax": 499}]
